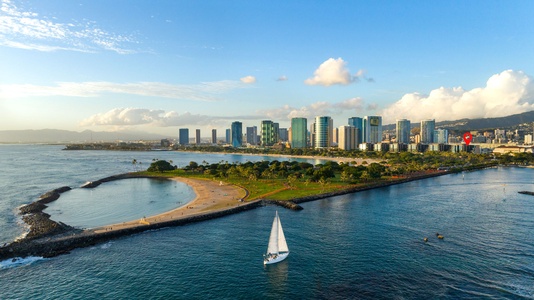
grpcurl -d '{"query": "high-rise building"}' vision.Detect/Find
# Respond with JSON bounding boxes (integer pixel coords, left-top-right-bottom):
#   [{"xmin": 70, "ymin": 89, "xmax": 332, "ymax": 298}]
[
  {"xmin": 231, "ymin": 121, "xmax": 242, "ymax": 147},
  {"xmin": 225, "ymin": 128, "xmax": 231, "ymax": 144},
  {"xmin": 179, "ymin": 128, "xmax": 189, "ymax": 145},
  {"xmin": 338, "ymin": 126, "xmax": 358, "ymax": 150},
  {"xmin": 211, "ymin": 129, "xmax": 217, "ymax": 144},
  {"xmin": 363, "ymin": 116, "xmax": 382, "ymax": 143},
  {"xmin": 333, "ymin": 128, "xmax": 339, "ymax": 145},
  {"xmin": 246, "ymin": 126, "xmax": 258, "ymax": 145},
  {"xmin": 314, "ymin": 116, "xmax": 333, "ymax": 149},
  {"xmin": 421, "ymin": 119, "xmax": 435, "ymax": 144},
  {"xmin": 396, "ymin": 119, "xmax": 411, "ymax": 144},
  {"xmin": 261, "ymin": 120, "xmax": 278, "ymax": 146},
  {"xmin": 195, "ymin": 129, "xmax": 201, "ymax": 144},
  {"xmin": 348, "ymin": 117, "xmax": 363, "ymax": 144},
  {"xmin": 273, "ymin": 123, "xmax": 280, "ymax": 143},
  {"xmin": 278, "ymin": 128, "xmax": 288, "ymax": 142},
  {"xmin": 291, "ymin": 117, "xmax": 307, "ymax": 148},
  {"xmin": 434, "ymin": 129, "xmax": 448, "ymax": 144}
]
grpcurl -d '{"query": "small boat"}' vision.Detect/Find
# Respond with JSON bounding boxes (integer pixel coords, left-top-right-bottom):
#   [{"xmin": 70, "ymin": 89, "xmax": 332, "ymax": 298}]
[{"xmin": 263, "ymin": 211, "xmax": 289, "ymax": 265}]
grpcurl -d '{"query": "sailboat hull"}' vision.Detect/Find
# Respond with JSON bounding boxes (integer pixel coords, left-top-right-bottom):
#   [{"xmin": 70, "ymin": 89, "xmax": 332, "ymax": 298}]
[{"xmin": 264, "ymin": 252, "xmax": 289, "ymax": 265}]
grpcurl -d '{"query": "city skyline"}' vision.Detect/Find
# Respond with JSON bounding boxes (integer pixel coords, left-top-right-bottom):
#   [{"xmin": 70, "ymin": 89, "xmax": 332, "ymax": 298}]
[{"xmin": 1, "ymin": 1, "xmax": 534, "ymax": 135}]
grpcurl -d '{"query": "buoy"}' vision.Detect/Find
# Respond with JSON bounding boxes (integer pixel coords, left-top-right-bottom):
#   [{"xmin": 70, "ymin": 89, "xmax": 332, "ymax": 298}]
[
  {"xmin": 437, "ymin": 235, "xmax": 444, "ymax": 239},
  {"xmin": 424, "ymin": 237, "xmax": 428, "ymax": 242}
]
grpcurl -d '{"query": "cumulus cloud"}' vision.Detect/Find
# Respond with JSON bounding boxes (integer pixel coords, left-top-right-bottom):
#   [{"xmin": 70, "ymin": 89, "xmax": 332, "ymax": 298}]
[
  {"xmin": 277, "ymin": 75, "xmax": 288, "ymax": 81},
  {"xmin": 240, "ymin": 76, "xmax": 256, "ymax": 84},
  {"xmin": 0, "ymin": 80, "xmax": 247, "ymax": 101},
  {"xmin": 304, "ymin": 58, "xmax": 369, "ymax": 86},
  {"xmin": 381, "ymin": 70, "xmax": 534, "ymax": 123},
  {"xmin": 0, "ymin": 0, "xmax": 138, "ymax": 53},
  {"xmin": 258, "ymin": 97, "xmax": 366, "ymax": 120},
  {"xmin": 80, "ymin": 108, "xmax": 217, "ymax": 127},
  {"xmin": 80, "ymin": 108, "xmax": 261, "ymax": 128}
]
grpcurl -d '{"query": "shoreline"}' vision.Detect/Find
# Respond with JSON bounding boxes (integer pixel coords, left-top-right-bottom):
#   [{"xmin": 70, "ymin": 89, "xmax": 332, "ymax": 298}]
[
  {"xmin": 91, "ymin": 177, "xmax": 249, "ymax": 234},
  {"xmin": 0, "ymin": 164, "xmax": 498, "ymax": 260},
  {"xmin": 0, "ymin": 175, "xmax": 255, "ymax": 260}
]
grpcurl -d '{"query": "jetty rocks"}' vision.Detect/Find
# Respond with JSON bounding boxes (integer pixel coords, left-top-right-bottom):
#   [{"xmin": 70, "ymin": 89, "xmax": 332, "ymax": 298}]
[{"xmin": 0, "ymin": 201, "xmax": 261, "ymax": 260}]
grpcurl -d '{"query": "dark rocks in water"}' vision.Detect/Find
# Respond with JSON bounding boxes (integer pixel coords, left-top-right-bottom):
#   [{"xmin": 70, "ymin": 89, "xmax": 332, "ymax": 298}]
[
  {"xmin": 0, "ymin": 200, "xmax": 262, "ymax": 260},
  {"xmin": 21, "ymin": 212, "xmax": 79, "ymax": 240},
  {"xmin": 263, "ymin": 200, "xmax": 303, "ymax": 211},
  {"xmin": 81, "ymin": 181, "xmax": 101, "ymax": 188},
  {"xmin": 39, "ymin": 186, "xmax": 71, "ymax": 204},
  {"xmin": 518, "ymin": 191, "xmax": 534, "ymax": 196},
  {"xmin": 19, "ymin": 202, "xmax": 47, "ymax": 214}
]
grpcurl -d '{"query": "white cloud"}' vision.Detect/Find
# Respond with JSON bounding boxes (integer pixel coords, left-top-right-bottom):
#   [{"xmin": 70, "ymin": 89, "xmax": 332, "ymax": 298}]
[
  {"xmin": 381, "ymin": 70, "xmax": 534, "ymax": 123},
  {"xmin": 258, "ymin": 97, "xmax": 366, "ymax": 120},
  {"xmin": 80, "ymin": 108, "xmax": 261, "ymax": 128},
  {"xmin": 80, "ymin": 108, "xmax": 217, "ymax": 127},
  {"xmin": 277, "ymin": 75, "xmax": 288, "ymax": 81},
  {"xmin": 305, "ymin": 58, "xmax": 368, "ymax": 86},
  {"xmin": 0, "ymin": 80, "xmax": 247, "ymax": 101},
  {"xmin": 240, "ymin": 76, "xmax": 256, "ymax": 84},
  {"xmin": 0, "ymin": 0, "xmax": 138, "ymax": 53}
]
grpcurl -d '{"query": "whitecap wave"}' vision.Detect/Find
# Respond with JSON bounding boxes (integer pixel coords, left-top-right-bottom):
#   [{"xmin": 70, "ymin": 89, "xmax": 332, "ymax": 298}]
[
  {"xmin": 100, "ymin": 242, "xmax": 112, "ymax": 249},
  {"xmin": 0, "ymin": 256, "xmax": 45, "ymax": 269}
]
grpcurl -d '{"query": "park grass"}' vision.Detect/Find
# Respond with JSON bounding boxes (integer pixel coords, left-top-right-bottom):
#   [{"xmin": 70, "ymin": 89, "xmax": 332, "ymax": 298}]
[{"xmin": 135, "ymin": 170, "xmax": 361, "ymax": 201}]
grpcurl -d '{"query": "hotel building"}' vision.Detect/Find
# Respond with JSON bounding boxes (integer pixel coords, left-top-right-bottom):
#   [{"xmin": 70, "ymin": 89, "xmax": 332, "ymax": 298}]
[
  {"xmin": 231, "ymin": 121, "xmax": 242, "ymax": 147},
  {"xmin": 314, "ymin": 116, "xmax": 333, "ymax": 149},
  {"xmin": 396, "ymin": 119, "xmax": 411, "ymax": 144},
  {"xmin": 179, "ymin": 128, "xmax": 189, "ymax": 145},
  {"xmin": 421, "ymin": 119, "xmax": 435, "ymax": 144},
  {"xmin": 291, "ymin": 117, "xmax": 308, "ymax": 148},
  {"xmin": 363, "ymin": 116, "xmax": 382, "ymax": 143}
]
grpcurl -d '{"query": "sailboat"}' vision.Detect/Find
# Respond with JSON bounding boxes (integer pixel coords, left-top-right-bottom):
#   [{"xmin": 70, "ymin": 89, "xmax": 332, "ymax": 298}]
[{"xmin": 263, "ymin": 211, "xmax": 289, "ymax": 265}]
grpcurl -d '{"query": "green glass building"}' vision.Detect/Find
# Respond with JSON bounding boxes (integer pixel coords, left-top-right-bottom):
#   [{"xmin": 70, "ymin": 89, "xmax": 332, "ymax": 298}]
[{"xmin": 291, "ymin": 117, "xmax": 308, "ymax": 148}]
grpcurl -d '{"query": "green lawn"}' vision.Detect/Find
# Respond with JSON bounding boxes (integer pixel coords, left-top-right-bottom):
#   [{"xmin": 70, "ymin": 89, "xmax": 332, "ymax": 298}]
[{"xmin": 136, "ymin": 170, "xmax": 362, "ymax": 201}]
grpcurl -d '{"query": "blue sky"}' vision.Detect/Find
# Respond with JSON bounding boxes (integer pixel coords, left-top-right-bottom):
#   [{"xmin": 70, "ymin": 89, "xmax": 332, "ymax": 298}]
[{"xmin": 1, "ymin": 0, "xmax": 533, "ymax": 137}]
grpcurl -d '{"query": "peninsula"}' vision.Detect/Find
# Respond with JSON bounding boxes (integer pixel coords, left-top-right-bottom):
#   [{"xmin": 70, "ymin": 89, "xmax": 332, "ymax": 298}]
[{"xmin": 0, "ymin": 156, "xmax": 500, "ymax": 261}]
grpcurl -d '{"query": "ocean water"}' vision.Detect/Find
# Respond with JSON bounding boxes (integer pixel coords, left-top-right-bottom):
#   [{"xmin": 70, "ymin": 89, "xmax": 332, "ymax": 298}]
[{"xmin": 1, "ymin": 145, "xmax": 533, "ymax": 299}]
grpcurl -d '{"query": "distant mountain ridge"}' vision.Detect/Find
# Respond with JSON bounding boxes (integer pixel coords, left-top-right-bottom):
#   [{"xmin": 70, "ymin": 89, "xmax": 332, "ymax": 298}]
[
  {"xmin": 383, "ymin": 110, "xmax": 534, "ymax": 131},
  {"xmin": 0, "ymin": 129, "xmax": 170, "ymax": 143}
]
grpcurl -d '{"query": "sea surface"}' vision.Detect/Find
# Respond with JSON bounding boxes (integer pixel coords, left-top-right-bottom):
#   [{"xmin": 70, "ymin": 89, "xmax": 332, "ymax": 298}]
[{"xmin": 1, "ymin": 145, "xmax": 533, "ymax": 299}]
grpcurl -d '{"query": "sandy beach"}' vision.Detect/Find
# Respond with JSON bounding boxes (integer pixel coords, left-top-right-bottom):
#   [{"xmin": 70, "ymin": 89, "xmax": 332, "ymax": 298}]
[{"xmin": 92, "ymin": 177, "xmax": 249, "ymax": 234}]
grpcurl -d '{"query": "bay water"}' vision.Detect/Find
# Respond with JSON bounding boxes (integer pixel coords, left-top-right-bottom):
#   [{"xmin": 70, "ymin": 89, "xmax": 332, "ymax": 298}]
[{"xmin": 1, "ymin": 145, "xmax": 533, "ymax": 299}]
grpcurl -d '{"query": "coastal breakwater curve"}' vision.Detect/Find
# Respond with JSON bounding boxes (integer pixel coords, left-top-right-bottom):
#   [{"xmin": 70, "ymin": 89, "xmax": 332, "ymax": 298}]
[
  {"xmin": 1, "ymin": 166, "xmax": 495, "ymax": 261},
  {"xmin": 0, "ymin": 173, "xmax": 257, "ymax": 260}
]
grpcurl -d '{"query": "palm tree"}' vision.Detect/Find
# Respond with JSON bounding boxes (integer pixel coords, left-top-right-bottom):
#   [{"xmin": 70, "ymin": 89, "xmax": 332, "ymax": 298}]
[{"xmin": 132, "ymin": 159, "xmax": 137, "ymax": 171}]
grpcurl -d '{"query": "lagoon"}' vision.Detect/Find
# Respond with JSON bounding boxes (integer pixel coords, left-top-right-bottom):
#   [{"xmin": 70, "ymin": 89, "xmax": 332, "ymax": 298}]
[{"xmin": 44, "ymin": 178, "xmax": 195, "ymax": 228}]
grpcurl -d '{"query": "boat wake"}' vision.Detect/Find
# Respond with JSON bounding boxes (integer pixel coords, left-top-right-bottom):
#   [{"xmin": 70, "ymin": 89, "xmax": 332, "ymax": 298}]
[{"xmin": 0, "ymin": 256, "xmax": 45, "ymax": 269}]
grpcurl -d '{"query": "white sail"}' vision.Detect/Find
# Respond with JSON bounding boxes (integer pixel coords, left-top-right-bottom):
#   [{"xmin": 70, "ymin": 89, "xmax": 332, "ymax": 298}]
[
  {"xmin": 264, "ymin": 211, "xmax": 290, "ymax": 265},
  {"xmin": 266, "ymin": 211, "xmax": 279, "ymax": 254},
  {"xmin": 277, "ymin": 214, "xmax": 289, "ymax": 253}
]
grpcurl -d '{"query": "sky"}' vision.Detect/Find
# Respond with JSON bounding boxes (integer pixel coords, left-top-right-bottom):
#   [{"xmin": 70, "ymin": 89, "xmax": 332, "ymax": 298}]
[{"xmin": 1, "ymin": 0, "xmax": 534, "ymax": 137}]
